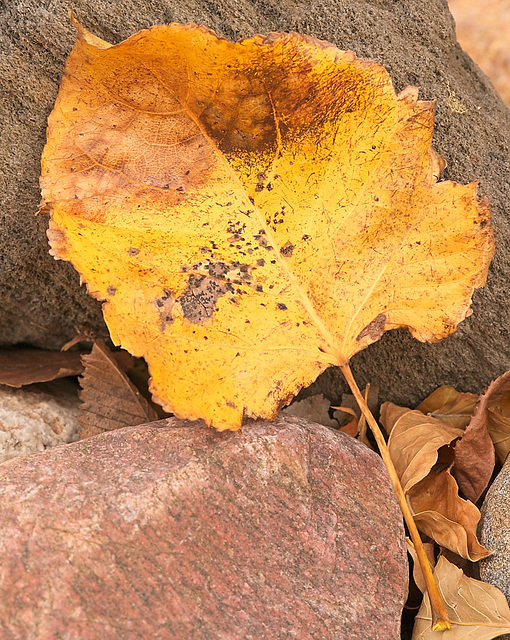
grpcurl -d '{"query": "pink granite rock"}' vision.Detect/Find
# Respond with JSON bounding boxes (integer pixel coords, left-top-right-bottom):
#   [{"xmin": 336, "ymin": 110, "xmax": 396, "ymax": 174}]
[{"xmin": 0, "ymin": 416, "xmax": 407, "ymax": 639}]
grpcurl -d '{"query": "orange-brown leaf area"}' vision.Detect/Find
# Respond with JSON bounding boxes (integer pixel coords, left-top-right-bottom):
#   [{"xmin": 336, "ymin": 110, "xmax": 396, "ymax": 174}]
[
  {"xmin": 417, "ymin": 384, "xmax": 495, "ymax": 503},
  {"xmin": 40, "ymin": 19, "xmax": 493, "ymax": 430},
  {"xmin": 78, "ymin": 339, "xmax": 158, "ymax": 438},
  {"xmin": 0, "ymin": 348, "xmax": 84, "ymax": 387}
]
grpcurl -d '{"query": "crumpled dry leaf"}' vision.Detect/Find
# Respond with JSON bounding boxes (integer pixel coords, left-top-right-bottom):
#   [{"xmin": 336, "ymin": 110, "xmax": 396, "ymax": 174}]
[
  {"xmin": 417, "ymin": 384, "xmax": 494, "ymax": 503},
  {"xmin": 79, "ymin": 339, "xmax": 159, "ymax": 438},
  {"xmin": 281, "ymin": 394, "xmax": 338, "ymax": 428},
  {"xmin": 409, "ymin": 468, "xmax": 489, "ymax": 562},
  {"xmin": 40, "ymin": 17, "xmax": 493, "ymax": 430},
  {"xmin": 453, "ymin": 400, "xmax": 496, "ymax": 505},
  {"xmin": 0, "ymin": 348, "xmax": 84, "ymax": 387},
  {"xmin": 417, "ymin": 386, "xmax": 478, "ymax": 429},
  {"xmin": 412, "ymin": 556, "xmax": 510, "ymax": 639},
  {"xmin": 406, "ymin": 538, "xmax": 436, "ymax": 595},
  {"xmin": 381, "ymin": 403, "xmax": 489, "ymax": 561},
  {"xmin": 488, "ymin": 390, "xmax": 510, "ymax": 465},
  {"xmin": 481, "ymin": 371, "xmax": 510, "ymax": 465},
  {"xmin": 381, "ymin": 404, "xmax": 463, "ymax": 493}
]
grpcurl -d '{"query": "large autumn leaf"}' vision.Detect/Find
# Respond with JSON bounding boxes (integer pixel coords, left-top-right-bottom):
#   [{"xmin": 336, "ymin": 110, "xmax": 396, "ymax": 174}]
[{"xmin": 40, "ymin": 17, "xmax": 493, "ymax": 430}]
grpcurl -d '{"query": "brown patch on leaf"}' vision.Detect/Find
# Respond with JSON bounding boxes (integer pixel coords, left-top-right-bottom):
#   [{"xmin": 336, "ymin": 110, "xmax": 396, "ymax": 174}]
[
  {"xmin": 178, "ymin": 275, "xmax": 227, "ymax": 324},
  {"xmin": 356, "ymin": 314, "xmax": 386, "ymax": 342}
]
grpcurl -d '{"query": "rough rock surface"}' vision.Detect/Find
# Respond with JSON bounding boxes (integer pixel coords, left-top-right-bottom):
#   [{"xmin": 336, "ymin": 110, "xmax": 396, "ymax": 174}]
[
  {"xmin": 0, "ymin": 381, "xmax": 80, "ymax": 463},
  {"xmin": 0, "ymin": 416, "xmax": 407, "ymax": 640},
  {"xmin": 1, "ymin": 0, "xmax": 509, "ymax": 406},
  {"xmin": 448, "ymin": 0, "xmax": 510, "ymax": 105},
  {"xmin": 480, "ymin": 456, "xmax": 510, "ymax": 603}
]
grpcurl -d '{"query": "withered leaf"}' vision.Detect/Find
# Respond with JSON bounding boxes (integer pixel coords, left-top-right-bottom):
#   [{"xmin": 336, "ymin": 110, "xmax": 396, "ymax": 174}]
[
  {"xmin": 381, "ymin": 403, "xmax": 489, "ymax": 560},
  {"xmin": 454, "ymin": 378, "xmax": 505, "ymax": 503},
  {"xmin": 412, "ymin": 556, "xmax": 510, "ymax": 639},
  {"xmin": 0, "ymin": 348, "xmax": 84, "ymax": 387},
  {"xmin": 482, "ymin": 371, "xmax": 510, "ymax": 465},
  {"xmin": 41, "ymin": 18, "xmax": 493, "ymax": 430},
  {"xmin": 417, "ymin": 385, "xmax": 494, "ymax": 503},
  {"xmin": 381, "ymin": 403, "xmax": 463, "ymax": 493},
  {"xmin": 488, "ymin": 389, "xmax": 510, "ymax": 465},
  {"xmin": 409, "ymin": 469, "xmax": 489, "ymax": 562},
  {"xmin": 417, "ymin": 386, "xmax": 478, "ymax": 429},
  {"xmin": 406, "ymin": 538, "xmax": 436, "ymax": 595},
  {"xmin": 79, "ymin": 339, "xmax": 159, "ymax": 439},
  {"xmin": 281, "ymin": 394, "xmax": 338, "ymax": 428}
]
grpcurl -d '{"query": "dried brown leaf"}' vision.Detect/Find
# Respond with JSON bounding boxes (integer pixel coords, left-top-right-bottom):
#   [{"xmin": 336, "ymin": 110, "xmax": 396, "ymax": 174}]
[
  {"xmin": 382, "ymin": 404, "xmax": 463, "ymax": 493},
  {"xmin": 417, "ymin": 386, "xmax": 478, "ymax": 429},
  {"xmin": 79, "ymin": 339, "xmax": 159, "ymax": 439},
  {"xmin": 0, "ymin": 348, "xmax": 84, "ymax": 387},
  {"xmin": 379, "ymin": 402, "xmax": 410, "ymax": 436},
  {"xmin": 453, "ymin": 374, "xmax": 510, "ymax": 503},
  {"xmin": 337, "ymin": 408, "xmax": 359, "ymax": 437},
  {"xmin": 406, "ymin": 538, "xmax": 436, "ymax": 594},
  {"xmin": 409, "ymin": 469, "xmax": 490, "ymax": 562},
  {"xmin": 381, "ymin": 402, "xmax": 489, "ymax": 560},
  {"xmin": 281, "ymin": 394, "xmax": 338, "ymax": 428},
  {"xmin": 412, "ymin": 556, "xmax": 510, "ymax": 639},
  {"xmin": 416, "ymin": 385, "xmax": 494, "ymax": 503},
  {"xmin": 484, "ymin": 373, "xmax": 510, "ymax": 465},
  {"xmin": 488, "ymin": 390, "xmax": 510, "ymax": 465}
]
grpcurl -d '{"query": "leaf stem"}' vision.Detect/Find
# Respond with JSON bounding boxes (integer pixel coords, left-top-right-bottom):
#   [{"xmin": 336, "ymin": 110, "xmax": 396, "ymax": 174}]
[{"xmin": 340, "ymin": 363, "xmax": 451, "ymax": 631}]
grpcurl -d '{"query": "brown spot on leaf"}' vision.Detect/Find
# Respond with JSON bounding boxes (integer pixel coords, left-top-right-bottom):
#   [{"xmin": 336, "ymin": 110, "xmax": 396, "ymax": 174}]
[
  {"xmin": 155, "ymin": 289, "xmax": 175, "ymax": 331},
  {"xmin": 356, "ymin": 313, "xmax": 387, "ymax": 342},
  {"xmin": 179, "ymin": 274, "xmax": 227, "ymax": 324},
  {"xmin": 106, "ymin": 286, "xmax": 116, "ymax": 296},
  {"xmin": 280, "ymin": 242, "xmax": 294, "ymax": 257}
]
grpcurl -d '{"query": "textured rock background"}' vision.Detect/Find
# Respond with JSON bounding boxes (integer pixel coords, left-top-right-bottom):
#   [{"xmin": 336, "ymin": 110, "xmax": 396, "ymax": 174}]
[
  {"xmin": 0, "ymin": 417, "xmax": 407, "ymax": 639},
  {"xmin": 1, "ymin": 0, "xmax": 509, "ymax": 406},
  {"xmin": 0, "ymin": 381, "xmax": 80, "ymax": 463},
  {"xmin": 448, "ymin": 0, "xmax": 510, "ymax": 105},
  {"xmin": 480, "ymin": 456, "xmax": 510, "ymax": 601}
]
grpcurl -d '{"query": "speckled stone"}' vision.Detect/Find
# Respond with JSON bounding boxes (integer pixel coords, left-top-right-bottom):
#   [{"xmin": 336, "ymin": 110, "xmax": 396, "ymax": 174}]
[
  {"xmin": 0, "ymin": 382, "xmax": 80, "ymax": 463},
  {"xmin": 0, "ymin": 416, "xmax": 407, "ymax": 639},
  {"xmin": 480, "ymin": 456, "xmax": 510, "ymax": 602}
]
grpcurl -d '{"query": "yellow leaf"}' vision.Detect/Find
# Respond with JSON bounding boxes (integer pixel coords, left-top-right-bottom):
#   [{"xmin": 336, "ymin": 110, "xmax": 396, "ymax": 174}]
[
  {"xmin": 40, "ymin": 18, "xmax": 493, "ymax": 430},
  {"xmin": 412, "ymin": 556, "xmax": 510, "ymax": 639}
]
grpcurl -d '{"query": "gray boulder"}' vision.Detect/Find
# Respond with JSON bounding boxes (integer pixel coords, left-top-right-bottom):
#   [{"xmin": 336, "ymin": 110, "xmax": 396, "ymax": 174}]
[
  {"xmin": 480, "ymin": 456, "xmax": 510, "ymax": 603},
  {"xmin": 1, "ymin": 0, "xmax": 509, "ymax": 405}
]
